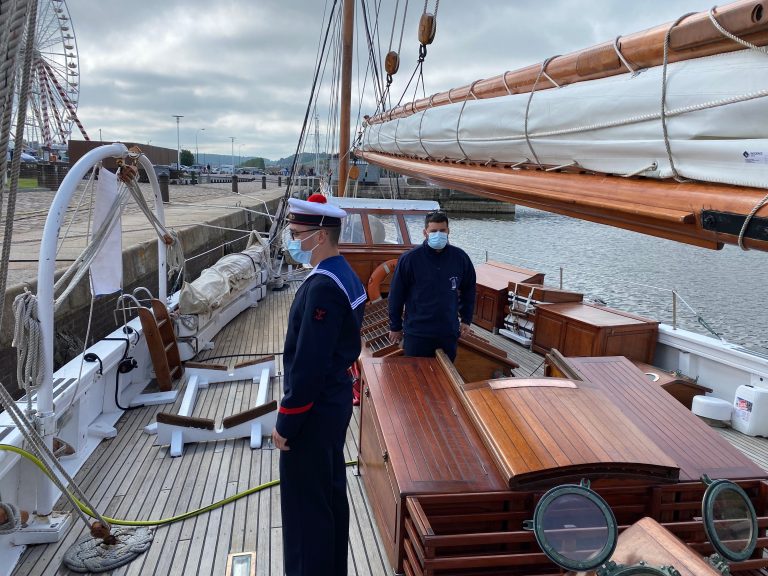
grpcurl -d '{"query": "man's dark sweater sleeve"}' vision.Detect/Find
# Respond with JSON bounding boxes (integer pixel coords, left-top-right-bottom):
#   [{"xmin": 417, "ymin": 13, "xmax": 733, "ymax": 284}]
[
  {"xmin": 388, "ymin": 258, "xmax": 408, "ymax": 332},
  {"xmin": 459, "ymin": 255, "xmax": 476, "ymax": 325}
]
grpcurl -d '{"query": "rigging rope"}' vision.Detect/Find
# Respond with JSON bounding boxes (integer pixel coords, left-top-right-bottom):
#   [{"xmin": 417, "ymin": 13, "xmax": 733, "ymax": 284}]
[
  {"xmin": 277, "ymin": 0, "xmax": 340, "ymax": 237},
  {"xmin": 660, "ymin": 13, "xmax": 696, "ymax": 183},
  {"xmin": 0, "ymin": 0, "xmax": 36, "ymax": 337}
]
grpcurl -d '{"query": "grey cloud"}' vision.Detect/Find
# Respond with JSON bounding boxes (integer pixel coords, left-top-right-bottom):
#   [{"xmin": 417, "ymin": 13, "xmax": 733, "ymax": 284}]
[{"xmin": 65, "ymin": 0, "xmax": 713, "ymax": 159}]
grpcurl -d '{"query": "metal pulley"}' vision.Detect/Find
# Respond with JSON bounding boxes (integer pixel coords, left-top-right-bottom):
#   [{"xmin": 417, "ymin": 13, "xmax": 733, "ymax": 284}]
[
  {"xmin": 385, "ymin": 51, "xmax": 400, "ymax": 76},
  {"xmin": 418, "ymin": 13, "xmax": 436, "ymax": 46}
]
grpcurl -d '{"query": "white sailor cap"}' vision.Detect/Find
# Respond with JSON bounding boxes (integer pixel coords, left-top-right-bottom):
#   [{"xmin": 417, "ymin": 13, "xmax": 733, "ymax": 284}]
[{"xmin": 287, "ymin": 194, "xmax": 347, "ymax": 227}]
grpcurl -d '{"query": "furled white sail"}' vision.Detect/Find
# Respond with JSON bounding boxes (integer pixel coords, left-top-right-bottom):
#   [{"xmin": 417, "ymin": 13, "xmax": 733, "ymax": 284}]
[{"xmin": 362, "ymin": 49, "xmax": 768, "ymax": 190}]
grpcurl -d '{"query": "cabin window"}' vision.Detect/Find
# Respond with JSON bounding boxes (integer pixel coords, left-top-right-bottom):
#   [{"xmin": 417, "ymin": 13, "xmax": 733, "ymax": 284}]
[
  {"xmin": 339, "ymin": 213, "xmax": 365, "ymax": 244},
  {"xmin": 404, "ymin": 214, "xmax": 426, "ymax": 245},
  {"xmin": 368, "ymin": 214, "xmax": 403, "ymax": 244}
]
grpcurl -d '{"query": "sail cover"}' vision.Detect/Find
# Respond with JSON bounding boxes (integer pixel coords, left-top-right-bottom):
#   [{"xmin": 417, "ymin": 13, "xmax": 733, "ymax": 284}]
[{"xmin": 363, "ymin": 49, "xmax": 768, "ymax": 190}]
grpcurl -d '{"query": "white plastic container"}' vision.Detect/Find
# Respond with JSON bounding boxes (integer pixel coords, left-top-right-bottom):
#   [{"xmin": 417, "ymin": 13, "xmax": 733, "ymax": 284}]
[{"xmin": 732, "ymin": 385, "xmax": 768, "ymax": 437}]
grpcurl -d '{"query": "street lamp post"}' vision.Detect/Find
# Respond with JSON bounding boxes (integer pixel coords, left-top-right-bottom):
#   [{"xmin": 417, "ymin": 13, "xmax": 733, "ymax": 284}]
[
  {"xmin": 229, "ymin": 136, "xmax": 235, "ymax": 172},
  {"xmin": 195, "ymin": 128, "xmax": 205, "ymax": 164},
  {"xmin": 172, "ymin": 114, "xmax": 184, "ymax": 168}
]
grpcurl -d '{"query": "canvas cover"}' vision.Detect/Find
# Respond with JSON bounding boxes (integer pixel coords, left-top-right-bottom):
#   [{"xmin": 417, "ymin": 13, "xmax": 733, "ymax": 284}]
[
  {"xmin": 363, "ymin": 49, "xmax": 768, "ymax": 190},
  {"xmin": 179, "ymin": 246, "xmax": 266, "ymax": 315}
]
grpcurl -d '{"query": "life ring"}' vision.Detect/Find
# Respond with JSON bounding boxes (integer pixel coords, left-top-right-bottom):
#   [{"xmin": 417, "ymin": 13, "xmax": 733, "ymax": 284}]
[{"xmin": 367, "ymin": 258, "xmax": 398, "ymax": 302}]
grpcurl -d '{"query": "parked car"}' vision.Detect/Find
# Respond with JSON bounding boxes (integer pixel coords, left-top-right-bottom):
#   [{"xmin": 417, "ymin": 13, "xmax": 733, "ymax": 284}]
[{"xmin": 7, "ymin": 150, "xmax": 38, "ymax": 164}]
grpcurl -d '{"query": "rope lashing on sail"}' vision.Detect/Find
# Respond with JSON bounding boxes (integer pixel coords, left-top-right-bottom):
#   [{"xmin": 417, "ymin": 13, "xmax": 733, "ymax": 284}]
[
  {"xmin": 737, "ymin": 192, "xmax": 768, "ymax": 251},
  {"xmin": 613, "ymin": 36, "xmax": 637, "ymax": 74},
  {"xmin": 622, "ymin": 162, "xmax": 658, "ymax": 178},
  {"xmin": 705, "ymin": 7, "xmax": 768, "ymax": 250},
  {"xmin": 660, "ymin": 13, "xmax": 696, "ymax": 183},
  {"xmin": 417, "ymin": 106, "xmax": 433, "ymax": 159},
  {"xmin": 545, "ymin": 161, "xmax": 579, "ymax": 172},
  {"xmin": 455, "ymin": 79, "xmax": 482, "ymax": 162},
  {"xmin": 502, "ymin": 71, "xmax": 515, "ymax": 96},
  {"xmin": 524, "ymin": 56, "xmax": 560, "ymax": 168}
]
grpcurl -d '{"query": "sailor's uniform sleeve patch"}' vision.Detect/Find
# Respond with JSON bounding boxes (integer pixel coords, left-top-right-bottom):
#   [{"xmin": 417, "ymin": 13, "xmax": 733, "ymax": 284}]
[{"xmin": 313, "ymin": 307, "xmax": 327, "ymax": 321}]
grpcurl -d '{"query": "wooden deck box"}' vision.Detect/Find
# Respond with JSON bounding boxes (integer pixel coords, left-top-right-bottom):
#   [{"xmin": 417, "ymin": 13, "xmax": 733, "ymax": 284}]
[
  {"xmin": 473, "ymin": 261, "xmax": 544, "ymax": 331},
  {"xmin": 357, "ymin": 356, "xmax": 505, "ymax": 572},
  {"xmin": 532, "ymin": 302, "xmax": 658, "ymax": 363}
]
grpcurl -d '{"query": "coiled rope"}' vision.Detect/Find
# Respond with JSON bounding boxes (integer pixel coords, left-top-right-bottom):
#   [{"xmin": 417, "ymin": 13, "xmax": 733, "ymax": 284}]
[
  {"xmin": 13, "ymin": 289, "xmax": 42, "ymax": 411},
  {"xmin": 0, "ymin": 502, "xmax": 21, "ymax": 534}
]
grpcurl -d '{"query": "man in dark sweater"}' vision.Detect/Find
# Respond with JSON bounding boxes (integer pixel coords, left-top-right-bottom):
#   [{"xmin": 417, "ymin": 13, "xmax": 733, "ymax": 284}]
[{"xmin": 387, "ymin": 210, "xmax": 476, "ymax": 361}]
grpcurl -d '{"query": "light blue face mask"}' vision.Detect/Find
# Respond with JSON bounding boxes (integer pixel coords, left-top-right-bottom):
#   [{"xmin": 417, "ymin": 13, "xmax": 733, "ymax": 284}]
[
  {"xmin": 427, "ymin": 231, "xmax": 448, "ymax": 250},
  {"xmin": 284, "ymin": 229, "xmax": 320, "ymax": 265}
]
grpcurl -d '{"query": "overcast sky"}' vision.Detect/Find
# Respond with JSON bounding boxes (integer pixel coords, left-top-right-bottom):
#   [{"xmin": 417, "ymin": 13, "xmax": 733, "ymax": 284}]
[{"xmin": 68, "ymin": 0, "xmax": 715, "ymax": 161}]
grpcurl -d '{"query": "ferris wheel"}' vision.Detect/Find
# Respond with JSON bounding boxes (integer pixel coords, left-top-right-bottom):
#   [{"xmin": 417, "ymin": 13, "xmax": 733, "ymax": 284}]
[{"xmin": 15, "ymin": 0, "xmax": 89, "ymax": 153}]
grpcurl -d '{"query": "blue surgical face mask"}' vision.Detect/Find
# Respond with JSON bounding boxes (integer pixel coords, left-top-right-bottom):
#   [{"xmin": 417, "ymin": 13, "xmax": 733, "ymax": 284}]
[
  {"xmin": 284, "ymin": 229, "xmax": 320, "ymax": 265},
  {"xmin": 427, "ymin": 231, "xmax": 448, "ymax": 250}
]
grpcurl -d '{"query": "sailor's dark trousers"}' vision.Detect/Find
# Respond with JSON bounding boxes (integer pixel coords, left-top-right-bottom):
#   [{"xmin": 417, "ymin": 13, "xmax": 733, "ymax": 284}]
[{"xmin": 280, "ymin": 403, "xmax": 352, "ymax": 576}]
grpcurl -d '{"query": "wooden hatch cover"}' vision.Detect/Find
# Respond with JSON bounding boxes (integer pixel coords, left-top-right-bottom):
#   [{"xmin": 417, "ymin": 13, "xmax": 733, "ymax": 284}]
[{"xmin": 459, "ymin": 376, "xmax": 680, "ymax": 487}]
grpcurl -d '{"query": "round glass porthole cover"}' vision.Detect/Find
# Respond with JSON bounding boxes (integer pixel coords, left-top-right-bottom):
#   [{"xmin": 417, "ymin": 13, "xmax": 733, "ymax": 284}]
[
  {"xmin": 701, "ymin": 476, "xmax": 758, "ymax": 562},
  {"xmin": 529, "ymin": 481, "xmax": 618, "ymax": 571}
]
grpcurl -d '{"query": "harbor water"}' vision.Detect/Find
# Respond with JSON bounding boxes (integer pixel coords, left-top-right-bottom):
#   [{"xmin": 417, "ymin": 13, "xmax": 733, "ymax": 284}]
[{"xmin": 447, "ymin": 206, "xmax": 768, "ymax": 356}]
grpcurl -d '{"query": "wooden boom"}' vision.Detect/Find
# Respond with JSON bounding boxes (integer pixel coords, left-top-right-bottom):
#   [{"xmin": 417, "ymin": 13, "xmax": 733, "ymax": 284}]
[
  {"xmin": 369, "ymin": 0, "xmax": 768, "ymax": 124},
  {"xmin": 358, "ymin": 150, "xmax": 768, "ymax": 252}
]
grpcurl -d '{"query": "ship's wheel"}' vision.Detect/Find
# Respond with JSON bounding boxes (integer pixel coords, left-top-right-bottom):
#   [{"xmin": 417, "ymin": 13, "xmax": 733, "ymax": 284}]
[{"xmin": 14, "ymin": 0, "xmax": 89, "ymax": 154}]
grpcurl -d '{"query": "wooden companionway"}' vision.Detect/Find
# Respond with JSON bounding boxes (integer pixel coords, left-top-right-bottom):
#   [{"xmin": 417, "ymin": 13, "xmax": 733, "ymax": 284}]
[{"xmin": 138, "ymin": 298, "xmax": 184, "ymax": 392}]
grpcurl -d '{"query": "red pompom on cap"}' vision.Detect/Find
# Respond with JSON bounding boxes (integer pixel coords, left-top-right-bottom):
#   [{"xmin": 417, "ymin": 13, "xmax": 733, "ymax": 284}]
[{"xmin": 307, "ymin": 193, "xmax": 327, "ymax": 204}]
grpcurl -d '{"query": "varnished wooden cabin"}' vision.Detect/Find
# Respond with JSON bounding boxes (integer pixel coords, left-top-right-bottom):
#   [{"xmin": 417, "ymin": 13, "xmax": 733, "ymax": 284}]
[{"xmin": 357, "ymin": 349, "xmax": 768, "ymax": 575}]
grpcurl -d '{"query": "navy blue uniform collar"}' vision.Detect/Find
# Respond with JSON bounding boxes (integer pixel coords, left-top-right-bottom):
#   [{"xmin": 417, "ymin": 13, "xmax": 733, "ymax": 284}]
[{"xmin": 308, "ymin": 255, "xmax": 367, "ymax": 310}]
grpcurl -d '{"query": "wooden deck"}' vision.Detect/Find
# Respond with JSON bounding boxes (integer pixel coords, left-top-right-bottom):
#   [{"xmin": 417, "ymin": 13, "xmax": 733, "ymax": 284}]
[{"xmin": 12, "ymin": 284, "xmax": 768, "ymax": 575}]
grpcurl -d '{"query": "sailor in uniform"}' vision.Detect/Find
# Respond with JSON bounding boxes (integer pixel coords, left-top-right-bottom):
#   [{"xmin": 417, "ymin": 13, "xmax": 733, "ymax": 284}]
[{"xmin": 272, "ymin": 194, "xmax": 366, "ymax": 576}]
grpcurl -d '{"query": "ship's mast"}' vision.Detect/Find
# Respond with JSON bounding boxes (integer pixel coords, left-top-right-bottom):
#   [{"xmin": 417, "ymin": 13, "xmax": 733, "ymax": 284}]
[{"xmin": 337, "ymin": 0, "xmax": 354, "ymax": 197}]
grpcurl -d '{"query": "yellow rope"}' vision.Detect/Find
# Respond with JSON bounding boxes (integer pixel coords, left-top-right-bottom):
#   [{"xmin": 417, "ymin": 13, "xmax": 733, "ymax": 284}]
[{"xmin": 0, "ymin": 444, "xmax": 357, "ymax": 527}]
